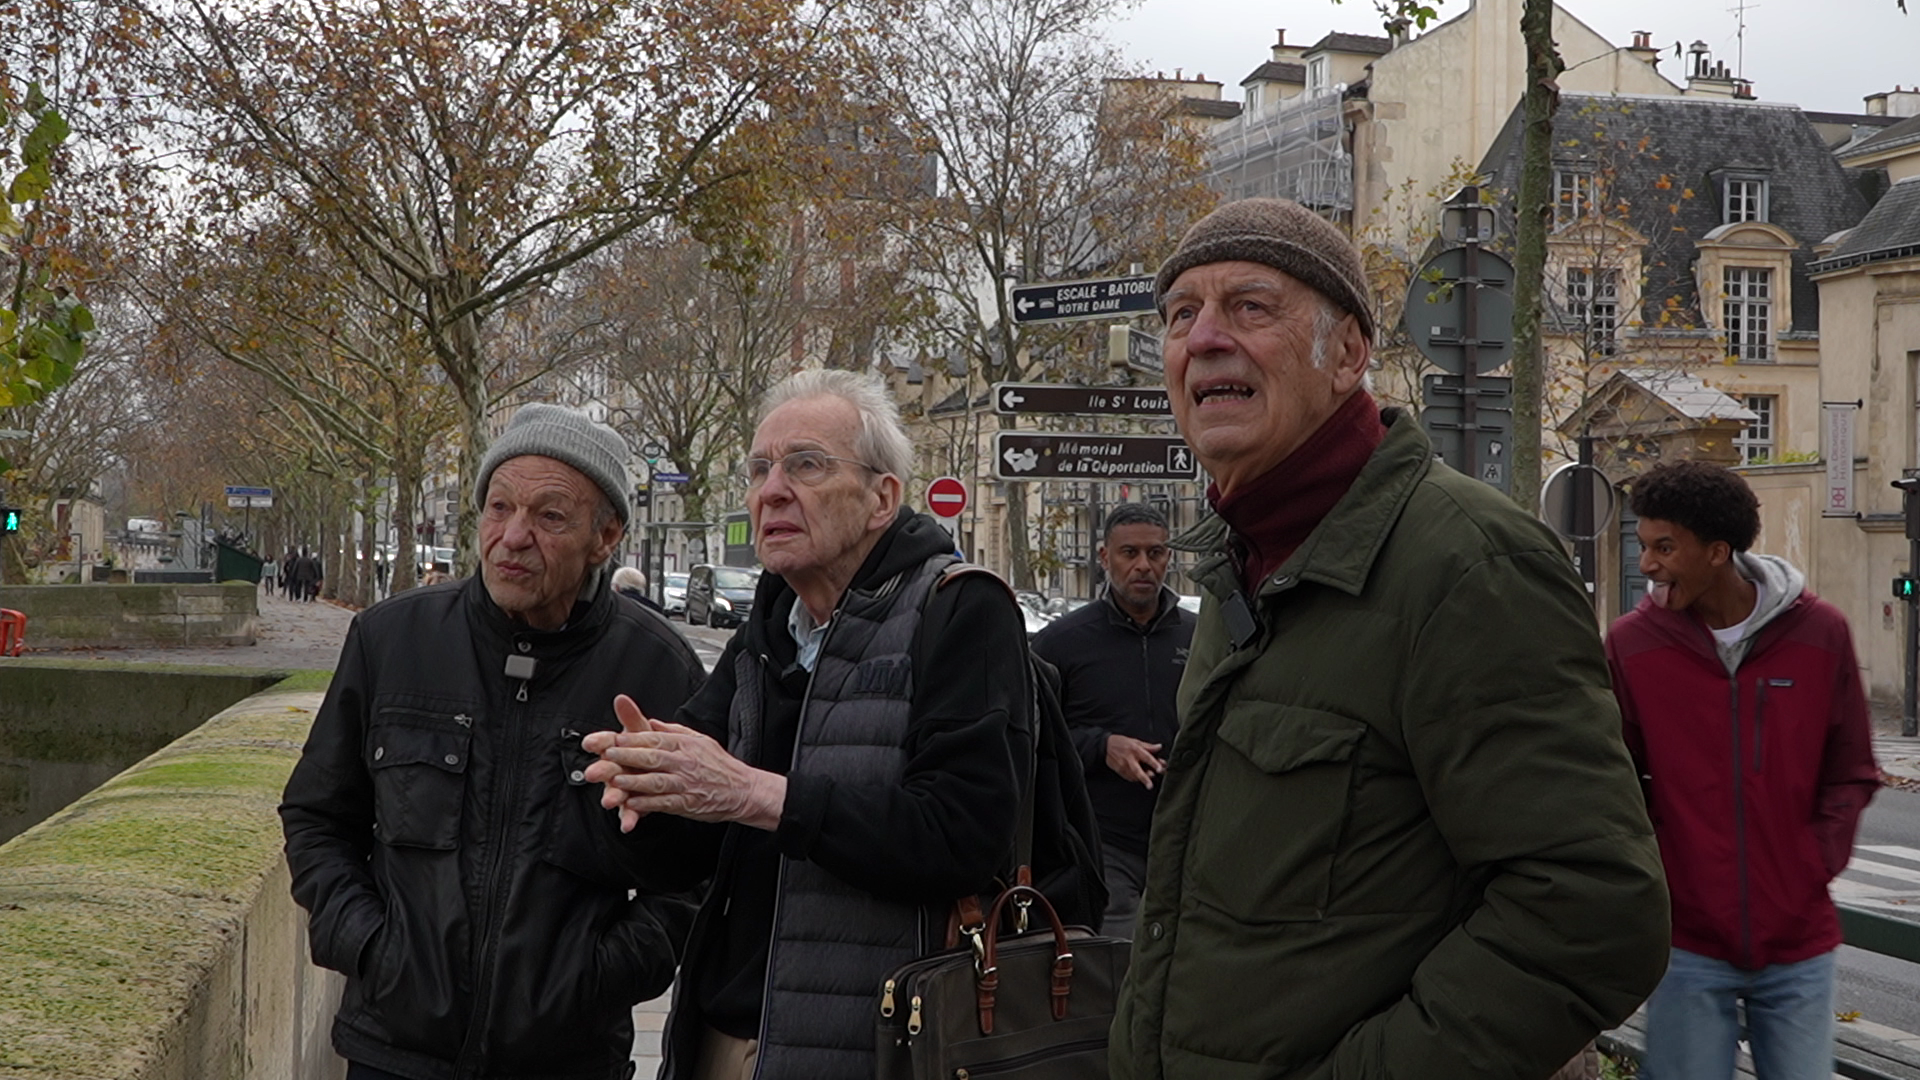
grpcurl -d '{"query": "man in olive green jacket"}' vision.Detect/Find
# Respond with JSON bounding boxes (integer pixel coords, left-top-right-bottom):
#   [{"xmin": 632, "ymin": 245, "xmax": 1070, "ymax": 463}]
[{"xmin": 1112, "ymin": 198, "xmax": 1669, "ymax": 1080}]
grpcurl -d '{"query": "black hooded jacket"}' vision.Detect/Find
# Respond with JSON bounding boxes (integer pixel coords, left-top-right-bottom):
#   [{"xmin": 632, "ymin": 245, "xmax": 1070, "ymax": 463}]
[{"xmin": 280, "ymin": 572, "xmax": 706, "ymax": 1080}]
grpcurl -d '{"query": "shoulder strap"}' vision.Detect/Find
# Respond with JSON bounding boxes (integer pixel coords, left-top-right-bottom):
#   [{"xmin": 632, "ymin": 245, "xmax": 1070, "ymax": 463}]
[{"xmin": 922, "ymin": 560, "xmax": 1041, "ymax": 938}]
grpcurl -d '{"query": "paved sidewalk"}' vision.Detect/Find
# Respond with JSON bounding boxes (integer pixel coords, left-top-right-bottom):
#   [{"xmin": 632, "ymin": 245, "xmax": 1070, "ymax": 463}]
[
  {"xmin": 36, "ymin": 585, "xmax": 356, "ymax": 671},
  {"xmin": 632, "ymin": 990, "xmax": 670, "ymax": 1078}
]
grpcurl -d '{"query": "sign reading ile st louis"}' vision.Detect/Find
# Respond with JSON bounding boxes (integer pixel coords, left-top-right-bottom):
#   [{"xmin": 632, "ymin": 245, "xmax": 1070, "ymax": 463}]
[
  {"xmin": 993, "ymin": 382, "xmax": 1172, "ymax": 417},
  {"xmin": 993, "ymin": 432, "xmax": 1198, "ymax": 482},
  {"xmin": 1010, "ymin": 274, "xmax": 1157, "ymax": 325}
]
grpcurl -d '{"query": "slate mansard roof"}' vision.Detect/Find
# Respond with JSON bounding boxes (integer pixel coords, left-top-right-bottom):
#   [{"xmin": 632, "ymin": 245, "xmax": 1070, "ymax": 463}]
[
  {"xmin": 1477, "ymin": 94, "xmax": 1873, "ymax": 335},
  {"xmin": 1816, "ymin": 175, "xmax": 1920, "ymax": 272}
]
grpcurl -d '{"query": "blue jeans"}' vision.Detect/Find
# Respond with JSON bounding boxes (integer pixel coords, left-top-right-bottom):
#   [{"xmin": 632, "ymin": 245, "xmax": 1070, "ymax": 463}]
[{"xmin": 1644, "ymin": 946, "xmax": 1836, "ymax": 1080}]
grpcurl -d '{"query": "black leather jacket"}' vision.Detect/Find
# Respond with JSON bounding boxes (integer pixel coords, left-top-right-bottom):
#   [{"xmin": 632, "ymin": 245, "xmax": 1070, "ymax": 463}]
[{"xmin": 281, "ymin": 573, "xmax": 706, "ymax": 1080}]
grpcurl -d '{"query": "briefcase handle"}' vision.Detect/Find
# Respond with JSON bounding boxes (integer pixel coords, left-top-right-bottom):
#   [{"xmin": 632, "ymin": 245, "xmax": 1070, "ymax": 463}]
[{"xmin": 975, "ymin": 884, "xmax": 1074, "ymax": 1034}]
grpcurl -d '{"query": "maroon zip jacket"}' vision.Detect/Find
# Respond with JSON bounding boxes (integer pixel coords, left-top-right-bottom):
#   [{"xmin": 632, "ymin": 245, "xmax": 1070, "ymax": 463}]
[{"xmin": 1606, "ymin": 588, "xmax": 1878, "ymax": 970}]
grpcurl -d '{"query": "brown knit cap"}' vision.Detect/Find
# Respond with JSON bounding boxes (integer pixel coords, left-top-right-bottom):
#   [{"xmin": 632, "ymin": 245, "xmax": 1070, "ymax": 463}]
[{"xmin": 1154, "ymin": 198, "xmax": 1374, "ymax": 340}]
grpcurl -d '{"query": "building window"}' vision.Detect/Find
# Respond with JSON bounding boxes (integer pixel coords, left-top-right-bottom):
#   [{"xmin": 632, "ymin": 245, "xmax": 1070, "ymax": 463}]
[
  {"xmin": 1553, "ymin": 169, "xmax": 1593, "ymax": 227},
  {"xmin": 1723, "ymin": 176, "xmax": 1769, "ymax": 223},
  {"xmin": 1567, "ymin": 267, "xmax": 1619, "ymax": 357},
  {"xmin": 1723, "ymin": 267, "xmax": 1772, "ymax": 362},
  {"xmin": 1735, "ymin": 394, "xmax": 1776, "ymax": 463},
  {"xmin": 1307, "ymin": 55, "xmax": 1329, "ymax": 95}
]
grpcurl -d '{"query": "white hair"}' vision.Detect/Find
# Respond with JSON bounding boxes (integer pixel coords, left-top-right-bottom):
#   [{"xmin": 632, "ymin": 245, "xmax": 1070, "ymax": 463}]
[
  {"xmin": 611, "ymin": 566, "xmax": 646, "ymax": 592},
  {"xmin": 756, "ymin": 368, "xmax": 914, "ymax": 483}
]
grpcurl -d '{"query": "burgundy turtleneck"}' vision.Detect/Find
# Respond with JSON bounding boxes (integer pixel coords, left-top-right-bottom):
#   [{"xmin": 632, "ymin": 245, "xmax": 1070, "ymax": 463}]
[{"xmin": 1209, "ymin": 389, "xmax": 1386, "ymax": 591}]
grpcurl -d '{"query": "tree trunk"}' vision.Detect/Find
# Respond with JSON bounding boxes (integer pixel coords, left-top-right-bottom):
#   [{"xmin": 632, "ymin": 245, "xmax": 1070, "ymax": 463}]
[{"xmin": 1509, "ymin": 0, "xmax": 1564, "ymax": 512}]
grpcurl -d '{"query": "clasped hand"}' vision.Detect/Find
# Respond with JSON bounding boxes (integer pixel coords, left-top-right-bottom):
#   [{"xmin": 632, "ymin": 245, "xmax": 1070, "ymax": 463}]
[{"xmin": 582, "ymin": 695, "xmax": 786, "ymax": 833}]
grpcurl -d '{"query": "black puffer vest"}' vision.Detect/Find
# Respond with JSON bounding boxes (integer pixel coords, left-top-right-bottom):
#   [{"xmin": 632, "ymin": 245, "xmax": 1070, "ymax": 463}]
[{"xmin": 726, "ymin": 551, "xmax": 952, "ymax": 1076}]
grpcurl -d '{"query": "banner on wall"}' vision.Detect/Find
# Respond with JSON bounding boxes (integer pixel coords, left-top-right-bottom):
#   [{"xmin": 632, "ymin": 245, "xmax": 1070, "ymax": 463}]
[{"xmin": 1822, "ymin": 401, "xmax": 1859, "ymax": 517}]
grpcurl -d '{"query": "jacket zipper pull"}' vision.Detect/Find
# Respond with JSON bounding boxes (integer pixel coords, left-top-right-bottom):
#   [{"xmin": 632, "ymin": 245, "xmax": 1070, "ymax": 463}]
[
  {"xmin": 517, "ymin": 681, "xmax": 529, "ymax": 703},
  {"xmin": 881, "ymin": 978, "xmax": 896, "ymax": 1017}
]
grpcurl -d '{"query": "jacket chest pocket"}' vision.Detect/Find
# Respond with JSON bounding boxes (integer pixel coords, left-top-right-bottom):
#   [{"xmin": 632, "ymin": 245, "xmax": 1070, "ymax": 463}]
[
  {"xmin": 1188, "ymin": 704, "xmax": 1365, "ymax": 923},
  {"xmin": 369, "ymin": 708, "xmax": 475, "ymax": 850}
]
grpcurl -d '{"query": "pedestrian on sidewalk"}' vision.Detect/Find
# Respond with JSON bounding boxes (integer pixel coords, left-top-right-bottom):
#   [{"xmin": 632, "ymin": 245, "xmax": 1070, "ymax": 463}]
[
  {"xmin": 1030, "ymin": 502, "xmax": 1192, "ymax": 939},
  {"xmin": 261, "ymin": 556, "xmax": 277, "ymax": 597},
  {"xmin": 1111, "ymin": 197, "xmax": 1669, "ymax": 1080},
  {"xmin": 280, "ymin": 404, "xmax": 706, "ymax": 1080},
  {"xmin": 1608, "ymin": 460, "xmax": 1880, "ymax": 1080}
]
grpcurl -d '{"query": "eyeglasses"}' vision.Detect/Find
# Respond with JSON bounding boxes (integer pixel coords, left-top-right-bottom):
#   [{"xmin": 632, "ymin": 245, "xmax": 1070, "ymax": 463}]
[{"xmin": 742, "ymin": 450, "xmax": 880, "ymax": 488}]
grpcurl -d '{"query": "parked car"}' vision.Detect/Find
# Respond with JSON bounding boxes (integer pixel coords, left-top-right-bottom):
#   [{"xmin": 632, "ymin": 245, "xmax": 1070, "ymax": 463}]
[
  {"xmin": 686, "ymin": 564, "xmax": 762, "ymax": 628},
  {"xmin": 662, "ymin": 572, "xmax": 689, "ymax": 617}
]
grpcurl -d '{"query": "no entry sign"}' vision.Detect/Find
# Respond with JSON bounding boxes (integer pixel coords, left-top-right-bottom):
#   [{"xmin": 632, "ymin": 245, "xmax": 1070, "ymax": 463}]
[{"xmin": 927, "ymin": 476, "xmax": 968, "ymax": 518}]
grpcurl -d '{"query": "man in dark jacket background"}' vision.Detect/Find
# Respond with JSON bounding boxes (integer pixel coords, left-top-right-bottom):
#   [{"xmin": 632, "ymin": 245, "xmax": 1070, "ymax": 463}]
[
  {"xmin": 585, "ymin": 369, "xmax": 1031, "ymax": 1080},
  {"xmin": 280, "ymin": 404, "xmax": 706, "ymax": 1080},
  {"xmin": 1031, "ymin": 502, "xmax": 1192, "ymax": 938},
  {"xmin": 1609, "ymin": 460, "xmax": 1879, "ymax": 1080}
]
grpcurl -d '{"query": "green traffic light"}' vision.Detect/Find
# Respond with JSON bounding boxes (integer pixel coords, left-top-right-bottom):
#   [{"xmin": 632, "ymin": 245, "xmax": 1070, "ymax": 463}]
[{"xmin": 1, "ymin": 508, "xmax": 17, "ymax": 534}]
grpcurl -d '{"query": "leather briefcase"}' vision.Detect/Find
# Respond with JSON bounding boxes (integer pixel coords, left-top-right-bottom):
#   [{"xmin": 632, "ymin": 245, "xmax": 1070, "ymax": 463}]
[{"xmin": 876, "ymin": 884, "xmax": 1130, "ymax": 1080}]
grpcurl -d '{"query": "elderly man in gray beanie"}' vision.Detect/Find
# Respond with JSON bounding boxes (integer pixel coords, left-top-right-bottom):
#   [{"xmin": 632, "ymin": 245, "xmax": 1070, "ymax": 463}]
[
  {"xmin": 281, "ymin": 402, "xmax": 708, "ymax": 1080},
  {"xmin": 1109, "ymin": 199, "xmax": 1670, "ymax": 1080}
]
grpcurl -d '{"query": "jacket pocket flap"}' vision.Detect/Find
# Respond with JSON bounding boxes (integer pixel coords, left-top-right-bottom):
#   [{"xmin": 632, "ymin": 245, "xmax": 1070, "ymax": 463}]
[
  {"xmin": 370, "ymin": 723, "xmax": 471, "ymax": 773},
  {"xmin": 1215, "ymin": 704, "xmax": 1365, "ymax": 774}
]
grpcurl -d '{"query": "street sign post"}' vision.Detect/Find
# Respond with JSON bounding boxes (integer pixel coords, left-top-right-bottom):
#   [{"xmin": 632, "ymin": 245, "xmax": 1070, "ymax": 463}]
[
  {"xmin": 1010, "ymin": 275, "xmax": 1157, "ymax": 325},
  {"xmin": 1421, "ymin": 375, "xmax": 1514, "ymax": 494},
  {"xmin": 993, "ymin": 432, "xmax": 1198, "ymax": 482},
  {"xmin": 992, "ymin": 382, "xmax": 1172, "ymax": 417},
  {"xmin": 652, "ymin": 472, "xmax": 690, "ymax": 484},
  {"xmin": 927, "ymin": 476, "xmax": 968, "ymax": 518},
  {"xmin": 224, "ymin": 485, "xmax": 274, "ymax": 508}
]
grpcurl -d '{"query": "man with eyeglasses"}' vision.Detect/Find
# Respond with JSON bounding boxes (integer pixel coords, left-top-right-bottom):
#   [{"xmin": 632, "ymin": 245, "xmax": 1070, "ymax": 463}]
[
  {"xmin": 583, "ymin": 368, "xmax": 1032, "ymax": 1080},
  {"xmin": 281, "ymin": 404, "xmax": 706, "ymax": 1080}
]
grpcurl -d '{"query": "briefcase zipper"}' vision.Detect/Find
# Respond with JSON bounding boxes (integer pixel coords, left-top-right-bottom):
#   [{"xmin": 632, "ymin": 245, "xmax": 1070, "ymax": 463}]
[
  {"xmin": 881, "ymin": 978, "xmax": 896, "ymax": 1017},
  {"xmin": 953, "ymin": 1036, "xmax": 1109, "ymax": 1077}
]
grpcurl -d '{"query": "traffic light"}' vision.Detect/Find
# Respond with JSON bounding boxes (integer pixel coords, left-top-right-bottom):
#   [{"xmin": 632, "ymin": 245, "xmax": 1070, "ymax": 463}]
[
  {"xmin": 0, "ymin": 506, "xmax": 18, "ymax": 535},
  {"xmin": 1898, "ymin": 576, "xmax": 1918, "ymax": 601}
]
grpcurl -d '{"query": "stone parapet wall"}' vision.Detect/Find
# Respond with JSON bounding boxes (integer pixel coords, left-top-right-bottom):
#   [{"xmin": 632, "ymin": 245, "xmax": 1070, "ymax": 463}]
[
  {"xmin": 0, "ymin": 684, "xmax": 344, "ymax": 1080},
  {"xmin": 0, "ymin": 584, "xmax": 258, "ymax": 649}
]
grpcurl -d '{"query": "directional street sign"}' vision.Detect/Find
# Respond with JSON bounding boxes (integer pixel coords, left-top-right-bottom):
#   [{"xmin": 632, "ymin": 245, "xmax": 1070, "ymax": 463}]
[
  {"xmin": 1107, "ymin": 326, "xmax": 1163, "ymax": 374},
  {"xmin": 1010, "ymin": 275, "xmax": 1157, "ymax": 325},
  {"xmin": 927, "ymin": 476, "xmax": 968, "ymax": 518},
  {"xmin": 993, "ymin": 432, "xmax": 1198, "ymax": 482},
  {"xmin": 224, "ymin": 485, "xmax": 274, "ymax": 509},
  {"xmin": 652, "ymin": 472, "xmax": 690, "ymax": 484},
  {"xmin": 992, "ymin": 382, "xmax": 1172, "ymax": 417},
  {"xmin": 0, "ymin": 429, "xmax": 30, "ymax": 439}
]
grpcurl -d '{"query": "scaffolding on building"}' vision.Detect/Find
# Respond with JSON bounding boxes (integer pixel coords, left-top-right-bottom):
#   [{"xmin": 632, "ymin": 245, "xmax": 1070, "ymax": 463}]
[{"xmin": 1205, "ymin": 85, "xmax": 1352, "ymax": 213}]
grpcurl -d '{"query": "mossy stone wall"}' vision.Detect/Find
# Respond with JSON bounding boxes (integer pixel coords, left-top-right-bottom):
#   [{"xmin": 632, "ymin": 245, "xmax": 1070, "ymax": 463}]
[
  {"xmin": 0, "ymin": 584, "xmax": 258, "ymax": 648},
  {"xmin": 0, "ymin": 683, "xmax": 344, "ymax": 1080}
]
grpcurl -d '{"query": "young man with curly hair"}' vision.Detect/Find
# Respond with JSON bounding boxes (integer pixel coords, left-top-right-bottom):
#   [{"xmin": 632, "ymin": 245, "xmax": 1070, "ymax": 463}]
[{"xmin": 1608, "ymin": 460, "xmax": 1880, "ymax": 1080}]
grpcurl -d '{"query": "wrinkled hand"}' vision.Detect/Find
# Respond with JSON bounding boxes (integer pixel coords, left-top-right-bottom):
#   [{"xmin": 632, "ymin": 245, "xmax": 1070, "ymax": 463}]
[
  {"xmin": 582, "ymin": 694, "xmax": 786, "ymax": 832},
  {"xmin": 1106, "ymin": 734, "xmax": 1167, "ymax": 790}
]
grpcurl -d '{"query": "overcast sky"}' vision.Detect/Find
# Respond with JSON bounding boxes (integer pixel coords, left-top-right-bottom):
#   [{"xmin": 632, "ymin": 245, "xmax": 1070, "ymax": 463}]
[{"xmin": 1107, "ymin": 0, "xmax": 1917, "ymax": 117}]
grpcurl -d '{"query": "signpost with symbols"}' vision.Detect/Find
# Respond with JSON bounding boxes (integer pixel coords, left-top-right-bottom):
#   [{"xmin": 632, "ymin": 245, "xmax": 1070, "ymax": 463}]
[
  {"xmin": 992, "ymin": 382, "xmax": 1172, "ymax": 418},
  {"xmin": 1420, "ymin": 374, "xmax": 1513, "ymax": 494},
  {"xmin": 993, "ymin": 432, "xmax": 1197, "ymax": 482},
  {"xmin": 927, "ymin": 476, "xmax": 968, "ymax": 518},
  {"xmin": 1010, "ymin": 274, "xmax": 1157, "ymax": 325}
]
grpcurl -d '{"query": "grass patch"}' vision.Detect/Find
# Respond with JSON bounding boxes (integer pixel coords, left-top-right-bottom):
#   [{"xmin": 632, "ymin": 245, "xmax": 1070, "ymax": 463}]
[{"xmin": 270, "ymin": 669, "xmax": 333, "ymax": 693}]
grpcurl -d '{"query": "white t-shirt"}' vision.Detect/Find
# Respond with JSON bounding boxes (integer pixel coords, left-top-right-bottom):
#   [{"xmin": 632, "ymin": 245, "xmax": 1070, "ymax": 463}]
[{"xmin": 1709, "ymin": 578, "xmax": 1767, "ymax": 650}]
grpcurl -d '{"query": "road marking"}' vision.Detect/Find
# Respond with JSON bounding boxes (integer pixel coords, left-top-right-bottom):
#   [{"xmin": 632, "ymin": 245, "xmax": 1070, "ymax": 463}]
[
  {"xmin": 1861, "ymin": 845, "xmax": 1920, "ymax": 864},
  {"xmin": 1832, "ymin": 877, "xmax": 1905, "ymax": 899},
  {"xmin": 1847, "ymin": 857, "xmax": 1920, "ymax": 887}
]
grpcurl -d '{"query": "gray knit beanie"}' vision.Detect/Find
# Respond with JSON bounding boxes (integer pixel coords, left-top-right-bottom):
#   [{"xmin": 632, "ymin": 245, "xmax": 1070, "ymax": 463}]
[
  {"xmin": 1154, "ymin": 198, "xmax": 1375, "ymax": 340},
  {"xmin": 474, "ymin": 404, "xmax": 632, "ymax": 528}
]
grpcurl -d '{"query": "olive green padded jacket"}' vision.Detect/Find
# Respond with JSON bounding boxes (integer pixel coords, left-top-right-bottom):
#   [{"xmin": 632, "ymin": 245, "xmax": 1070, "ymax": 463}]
[{"xmin": 1111, "ymin": 410, "xmax": 1669, "ymax": 1080}]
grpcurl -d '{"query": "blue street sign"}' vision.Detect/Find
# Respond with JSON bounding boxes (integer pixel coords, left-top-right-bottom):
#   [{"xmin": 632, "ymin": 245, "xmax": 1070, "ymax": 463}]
[{"xmin": 652, "ymin": 472, "xmax": 690, "ymax": 484}]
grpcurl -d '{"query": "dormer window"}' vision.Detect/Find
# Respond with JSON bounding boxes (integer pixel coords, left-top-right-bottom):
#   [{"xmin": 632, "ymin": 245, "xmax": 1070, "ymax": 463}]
[
  {"xmin": 1307, "ymin": 55, "xmax": 1330, "ymax": 95},
  {"xmin": 1552, "ymin": 168, "xmax": 1594, "ymax": 227},
  {"xmin": 1714, "ymin": 169, "xmax": 1771, "ymax": 224}
]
